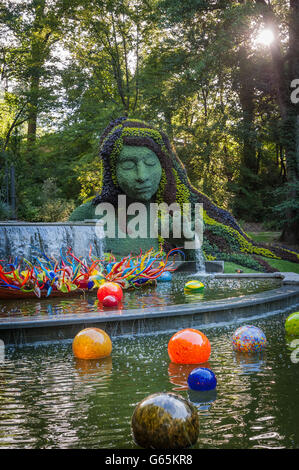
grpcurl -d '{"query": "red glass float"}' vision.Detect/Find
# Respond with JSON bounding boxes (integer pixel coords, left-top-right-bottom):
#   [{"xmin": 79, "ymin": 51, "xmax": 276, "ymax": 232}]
[
  {"xmin": 102, "ymin": 295, "xmax": 119, "ymax": 307},
  {"xmin": 97, "ymin": 282, "xmax": 123, "ymax": 302}
]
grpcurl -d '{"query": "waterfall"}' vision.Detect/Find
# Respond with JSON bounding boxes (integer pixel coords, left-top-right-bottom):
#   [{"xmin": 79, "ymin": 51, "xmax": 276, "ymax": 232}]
[
  {"xmin": 0, "ymin": 223, "xmax": 104, "ymax": 262},
  {"xmin": 195, "ymin": 245, "xmax": 206, "ymax": 274},
  {"xmin": 194, "ymin": 232, "xmax": 206, "ymax": 274}
]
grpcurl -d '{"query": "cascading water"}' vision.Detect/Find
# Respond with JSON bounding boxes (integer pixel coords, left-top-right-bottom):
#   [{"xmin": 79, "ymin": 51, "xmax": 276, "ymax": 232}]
[
  {"xmin": 0, "ymin": 223, "xmax": 104, "ymax": 262},
  {"xmin": 194, "ymin": 232, "xmax": 206, "ymax": 274},
  {"xmin": 195, "ymin": 245, "xmax": 206, "ymax": 274}
]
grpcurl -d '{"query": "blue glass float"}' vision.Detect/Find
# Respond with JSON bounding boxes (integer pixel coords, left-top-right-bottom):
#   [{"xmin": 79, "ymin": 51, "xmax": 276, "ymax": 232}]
[
  {"xmin": 157, "ymin": 271, "xmax": 172, "ymax": 282},
  {"xmin": 232, "ymin": 325, "xmax": 267, "ymax": 353},
  {"xmin": 187, "ymin": 367, "xmax": 217, "ymax": 392}
]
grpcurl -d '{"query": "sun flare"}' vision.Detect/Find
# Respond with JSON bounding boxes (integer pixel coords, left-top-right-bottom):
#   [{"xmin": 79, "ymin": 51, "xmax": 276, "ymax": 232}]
[{"xmin": 255, "ymin": 28, "xmax": 274, "ymax": 46}]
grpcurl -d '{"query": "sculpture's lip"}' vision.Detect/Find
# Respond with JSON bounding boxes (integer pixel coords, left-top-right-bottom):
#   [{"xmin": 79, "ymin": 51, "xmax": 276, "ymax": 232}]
[{"xmin": 135, "ymin": 186, "xmax": 151, "ymax": 192}]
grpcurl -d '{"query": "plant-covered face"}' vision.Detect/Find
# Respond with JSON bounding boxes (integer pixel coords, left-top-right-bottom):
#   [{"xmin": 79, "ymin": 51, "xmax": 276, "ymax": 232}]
[{"xmin": 116, "ymin": 145, "xmax": 162, "ymax": 201}]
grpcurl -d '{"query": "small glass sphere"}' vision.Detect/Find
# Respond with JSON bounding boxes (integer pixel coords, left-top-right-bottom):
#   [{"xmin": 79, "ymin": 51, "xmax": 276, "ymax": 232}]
[
  {"xmin": 72, "ymin": 328, "xmax": 112, "ymax": 359},
  {"xmin": 131, "ymin": 392, "xmax": 199, "ymax": 449},
  {"xmin": 184, "ymin": 280, "xmax": 204, "ymax": 293},
  {"xmin": 102, "ymin": 295, "xmax": 119, "ymax": 307},
  {"xmin": 285, "ymin": 312, "xmax": 299, "ymax": 336},
  {"xmin": 232, "ymin": 325, "xmax": 266, "ymax": 353},
  {"xmin": 157, "ymin": 271, "xmax": 172, "ymax": 282},
  {"xmin": 168, "ymin": 328, "xmax": 211, "ymax": 364},
  {"xmin": 187, "ymin": 367, "xmax": 217, "ymax": 392},
  {"xmin": 97, "ymin": 282, "xmax": 123, "ymax": 302}
]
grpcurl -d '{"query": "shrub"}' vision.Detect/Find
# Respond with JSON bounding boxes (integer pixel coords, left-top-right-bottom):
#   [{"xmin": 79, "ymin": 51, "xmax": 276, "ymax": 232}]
[
  {"xmin": 0, "ymin": 200, "xmax": 12, "ymax": 220},
  {"xmin": 38, "ymin": 199, "xmax": 76, "ymax": 222},
  {"xmin": 262, "ymin": 219, "xmax": 284, "ymax": 231},
  {"xmin": 271, "ymin": 181, "xmax": 299, "ymax": 227},
  {"xmin": 218, "ymin": 253, "xmax": 263, "ymax": 271}
]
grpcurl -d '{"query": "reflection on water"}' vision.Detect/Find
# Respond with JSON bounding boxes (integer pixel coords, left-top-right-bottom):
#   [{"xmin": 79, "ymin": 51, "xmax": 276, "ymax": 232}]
[
  {"xmin": 0, "ymin": 314, "xmax": 298, "ymax": 448},
  {"xmin": 285, "ymin": 334, "xmax": 299, "ymax": 350},
  {"xmin": 0, "ymin": 275, "xmax": 282, "ymax": 321},
  {"xmin": 74, "ymin": 356, "xmax": 113, "ymax": 380},
  {"xmin": 233, "ymin": 352, "xmax": 265, "ymax": 374},
  {"xmin": 188, "ymin": 389, "xmax": 217, "ymax": 411},
  {"xmin": 168, "ymin": 361, "xmax": 211, "ymax": 391}
]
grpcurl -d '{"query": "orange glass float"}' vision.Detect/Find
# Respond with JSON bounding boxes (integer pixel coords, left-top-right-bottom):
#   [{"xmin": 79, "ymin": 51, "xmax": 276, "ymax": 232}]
[
  {"xmin": 97, "ymin": 282, "xmax": 123, "ymax": 302},
  {"xmin": 72, "ymin": 327, "xmax": 112, "ymax": 359},
  {"xmin": 168, "ymin": 328, "xmax": 211, "ymax": 364}
]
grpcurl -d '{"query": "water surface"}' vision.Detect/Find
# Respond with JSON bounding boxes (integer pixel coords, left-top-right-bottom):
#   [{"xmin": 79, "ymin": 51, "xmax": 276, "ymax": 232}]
[
  {"xmin": 0, "ymin": 313, "xmax": 298, "ymax": 449},
  {"xmin": 0, "ymin": 274, "xmax": 282, "ymax": 321}
]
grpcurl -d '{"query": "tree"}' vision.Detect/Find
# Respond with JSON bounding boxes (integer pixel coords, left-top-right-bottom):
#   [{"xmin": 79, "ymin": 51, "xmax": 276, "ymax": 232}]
[
  {"xmin": 159, "ymin": 0, "xmax": 299, "ymax": 240},
  {"xmin": 255, "ymin": 0, "xmax": 299, "ymax": 243},
  {"xmin": 64, "ymin": 0, "xmax": 157, "ymax": 117},
  {"xmin": 0, "ymin": 0, "xmax": 79, "ymax": 152}
]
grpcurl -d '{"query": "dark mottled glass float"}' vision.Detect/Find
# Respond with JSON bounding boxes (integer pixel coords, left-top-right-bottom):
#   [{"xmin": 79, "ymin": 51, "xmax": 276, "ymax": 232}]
[{"xmin": 131, "ymin": 392, "xmax": 199, "ymax": 449}]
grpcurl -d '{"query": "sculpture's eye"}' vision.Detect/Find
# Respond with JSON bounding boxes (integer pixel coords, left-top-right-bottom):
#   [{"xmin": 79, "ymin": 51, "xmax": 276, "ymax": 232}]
[
  {"xmin": 144, "ymin": 157, "xmax": 158, "ymax": 166},
  {"xmin": 120, "ymin": 160, "xmax": 135, "ymax": 170}
]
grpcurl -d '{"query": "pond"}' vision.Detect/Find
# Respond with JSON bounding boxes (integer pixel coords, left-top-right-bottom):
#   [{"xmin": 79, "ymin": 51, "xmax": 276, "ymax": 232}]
[
  {"xmin": 0, "ymin": 274, "xmax": 282, "ymax": 320},
  {"xmin": 0, "ymin": 311, "xmax": 298, "ymax": 449}
]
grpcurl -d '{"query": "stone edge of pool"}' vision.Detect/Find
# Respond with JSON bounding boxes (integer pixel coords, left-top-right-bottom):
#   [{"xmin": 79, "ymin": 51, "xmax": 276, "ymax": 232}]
[{"xmin": 0, "ymin": 272, "xmax": 299, "ymax": 346}]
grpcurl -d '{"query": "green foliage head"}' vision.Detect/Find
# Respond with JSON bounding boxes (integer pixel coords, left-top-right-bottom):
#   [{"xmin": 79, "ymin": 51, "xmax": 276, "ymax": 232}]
[
  {"xmin": 92, "ymin": 117, "xmax": 191, "ymax": 208},
  {"xmin": 116, "ymin": 145, "xmax": 162, "ymax": 202}
]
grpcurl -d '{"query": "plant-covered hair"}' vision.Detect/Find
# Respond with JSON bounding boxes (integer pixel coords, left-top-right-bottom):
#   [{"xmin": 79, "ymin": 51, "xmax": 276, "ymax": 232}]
[
  {"xmin": 93, "ymin": 117, "xmax": 299, "ymax": 264},
  {"xmin": 93, "ymin": 117, "xmax": 176, "ymax": 207}
]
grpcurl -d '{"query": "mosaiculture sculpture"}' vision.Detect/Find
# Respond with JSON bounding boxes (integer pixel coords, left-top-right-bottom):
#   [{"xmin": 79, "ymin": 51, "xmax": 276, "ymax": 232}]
[{"xmin": 69, "ymin": 117, "xmax": 299, "ymax": 269}]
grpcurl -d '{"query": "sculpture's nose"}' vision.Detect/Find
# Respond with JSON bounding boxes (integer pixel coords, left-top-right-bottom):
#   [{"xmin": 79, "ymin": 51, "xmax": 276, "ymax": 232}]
[{"xmin": 135, "ymin": 161, "xmax": 148, "ymax": 183}]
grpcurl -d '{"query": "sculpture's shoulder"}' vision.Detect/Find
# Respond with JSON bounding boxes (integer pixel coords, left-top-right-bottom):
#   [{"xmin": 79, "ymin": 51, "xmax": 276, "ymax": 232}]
[{"xmin": 68, "ymin": 201, "xmax": 95, "ymax": 221}]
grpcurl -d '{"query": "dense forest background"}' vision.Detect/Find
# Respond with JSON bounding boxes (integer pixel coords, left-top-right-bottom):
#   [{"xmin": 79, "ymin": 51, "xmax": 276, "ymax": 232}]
[{"xmin": 0, "ymin": 0, "xmax": 298, "ymax": 243}]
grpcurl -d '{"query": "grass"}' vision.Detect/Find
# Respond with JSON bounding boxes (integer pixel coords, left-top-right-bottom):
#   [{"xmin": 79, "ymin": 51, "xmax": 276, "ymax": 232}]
[
  {"xmin": 224, "ymin": 262, "xmax": 261, "ymax": 274},
  {"xmin": 224, "ymin": 258, "xmax": 299, "ymax": 274},
  {"xmin": 244, "ymin": 231, "xmax": 299, "ymax": 273},
  {"xmin": 247, "ymin": 231, "xmax": 280, "ymax": 243},
  {"xmin": 261, "ymin": 258, "xmax": 299, "ymax": 274}
]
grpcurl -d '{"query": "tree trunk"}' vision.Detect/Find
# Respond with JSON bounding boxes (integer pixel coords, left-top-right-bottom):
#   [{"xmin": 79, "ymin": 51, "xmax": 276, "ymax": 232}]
[
  {"xmin": 26, "ymin": 0, "xmax": 46, "ymax": 152},
  {"xmin": 279, "ymin": 115, "xmax": 299, "ymax": 245},
  {"xmin": 278, "ymin": 0, "xmax": 299, "ymax": 244},
  {"xmin": 27, "ymin": 52, "xmax": 41, "ymax": 152},
  {"xmin": 239, "ymin": 51, "xmax": 257, "ymax": 174},
  {"xmin": 234, "ymin": 47, "xmax": 259, "ymax": 220}
]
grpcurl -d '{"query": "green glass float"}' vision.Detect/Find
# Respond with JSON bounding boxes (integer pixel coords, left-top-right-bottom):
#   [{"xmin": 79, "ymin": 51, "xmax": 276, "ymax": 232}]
[
  {"xmin": 184, "ymin": 280, "xmax": 204, "ymax": 293},
  {"xmin": 131, "ymin": 392, "xmax": 199, "ymax": 449},
  {"xmin": 285, "ymin": 312, "xmax": 299, "ymax": 336}
]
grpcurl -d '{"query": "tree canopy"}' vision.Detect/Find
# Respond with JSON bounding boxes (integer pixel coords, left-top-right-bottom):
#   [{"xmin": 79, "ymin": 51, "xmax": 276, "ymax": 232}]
[{"xmin": 0, "ymin": 0, "xmax": 298, "ymax": 243}]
